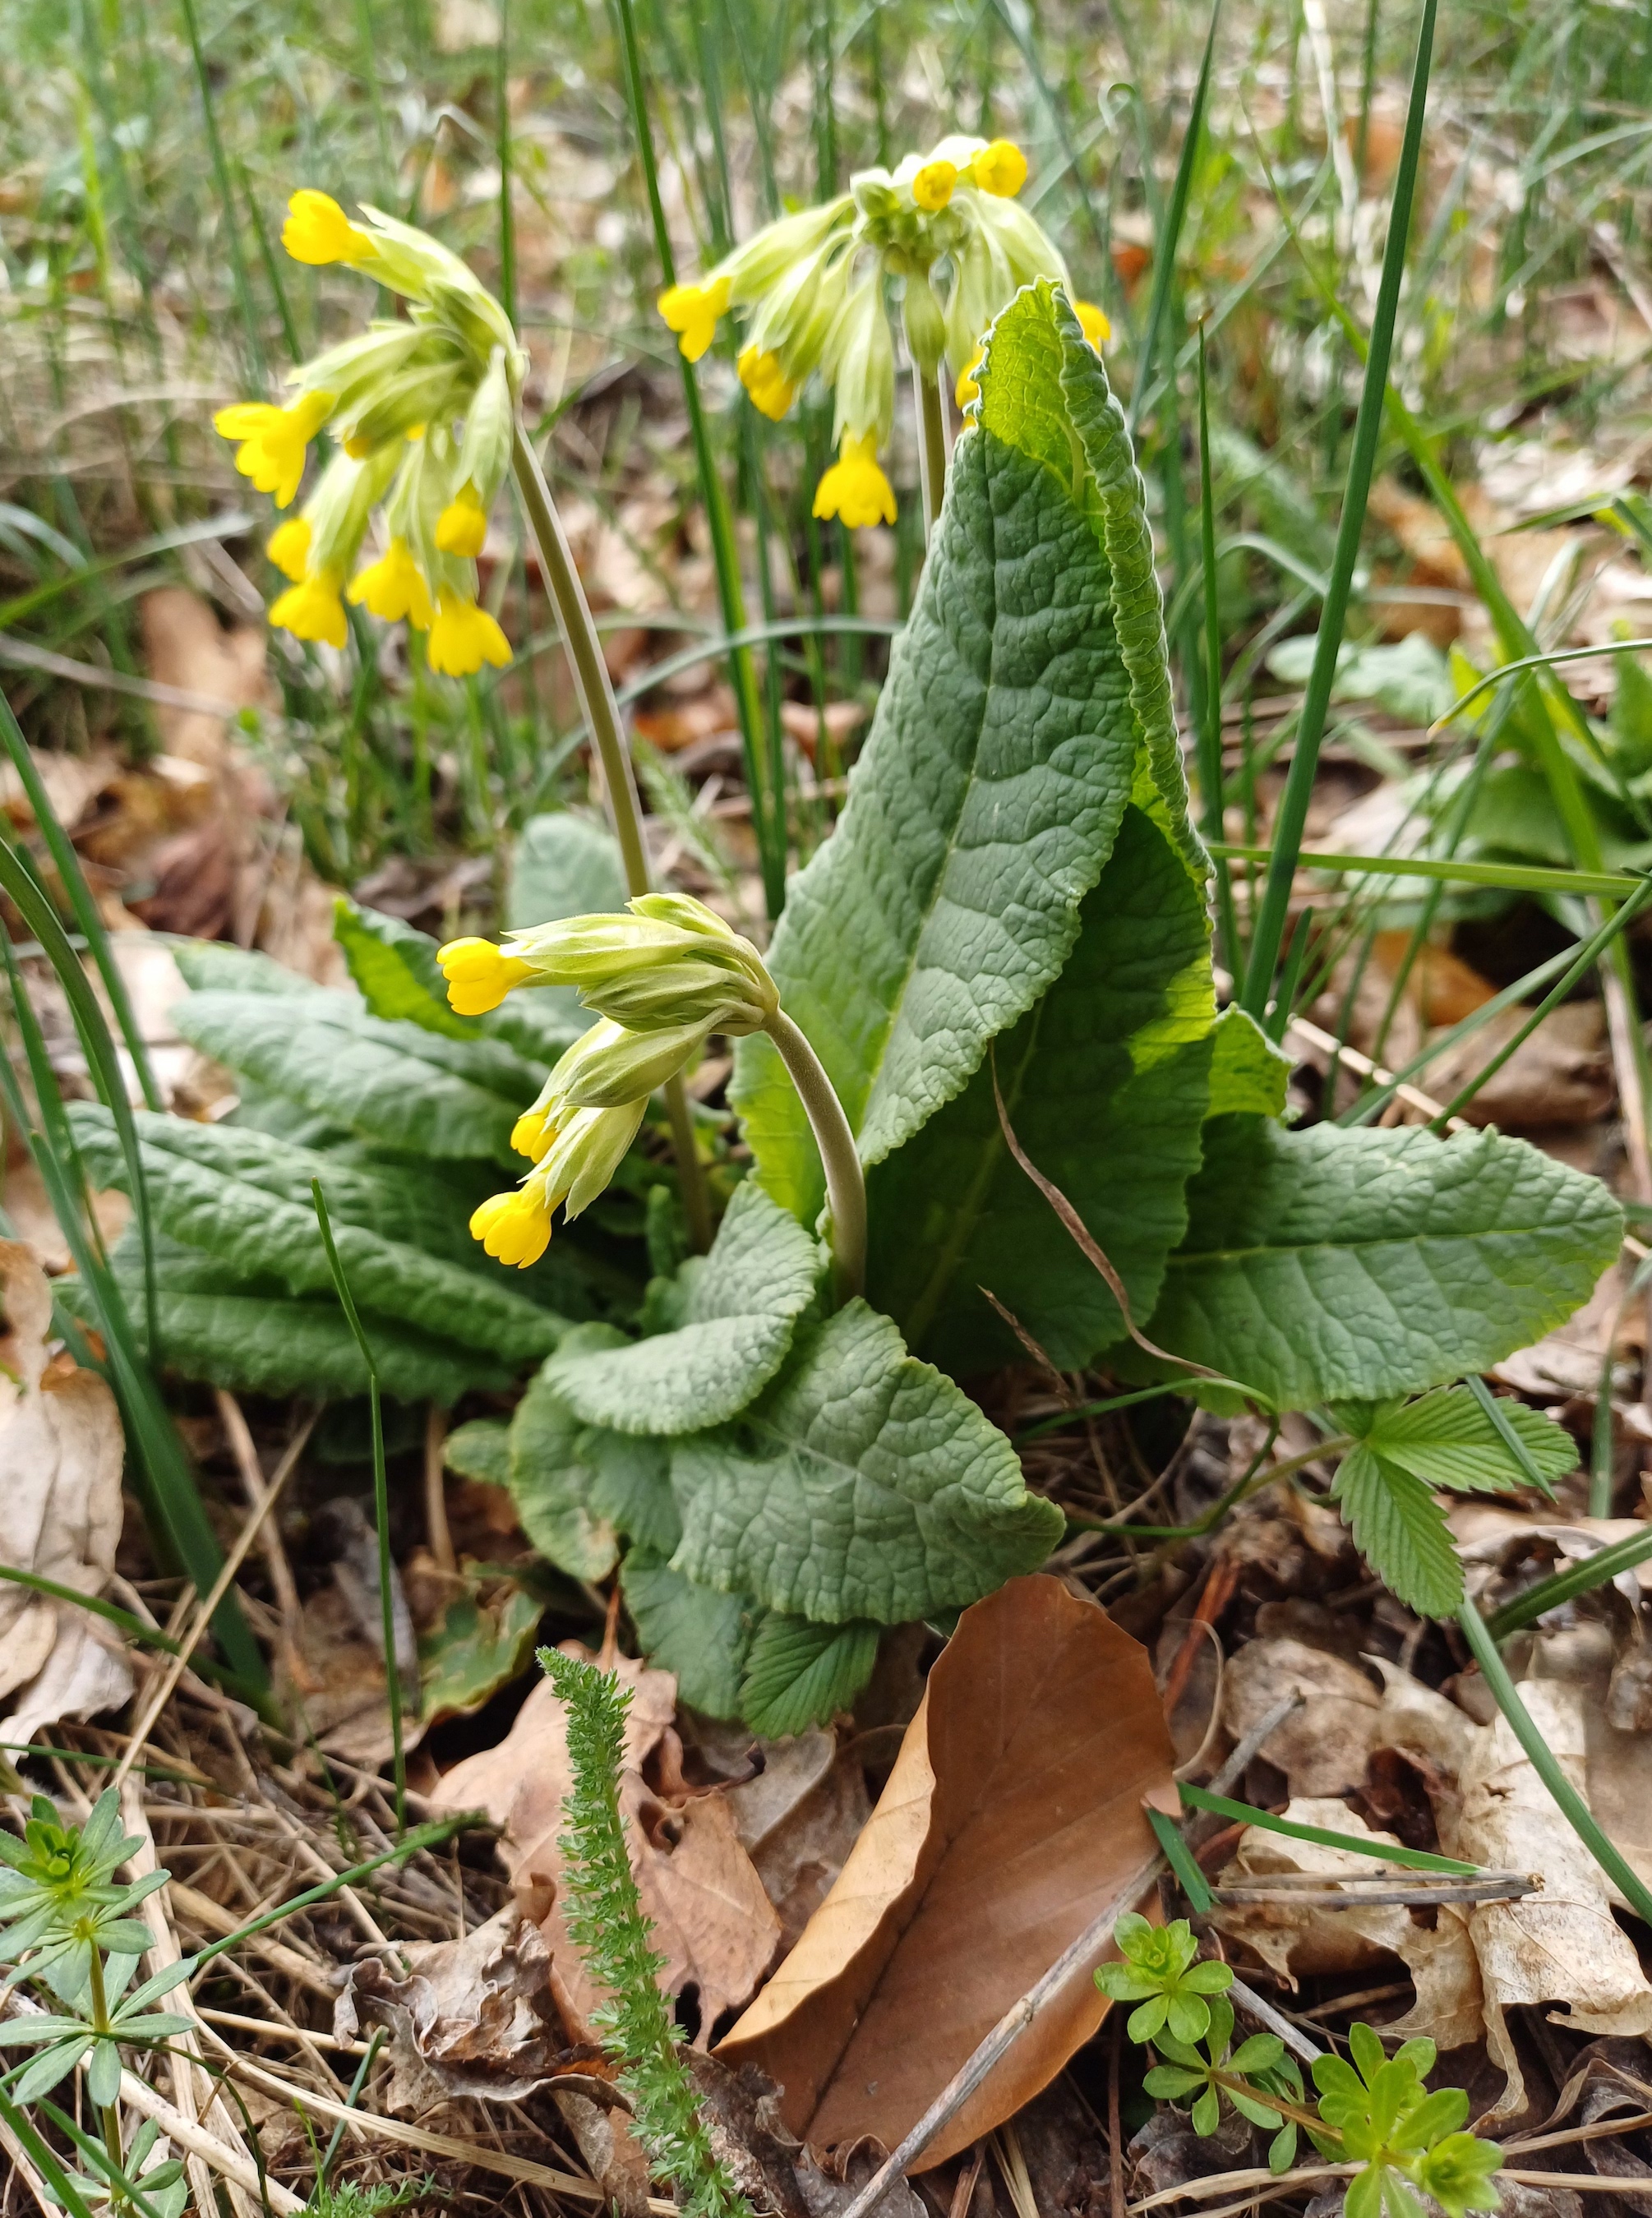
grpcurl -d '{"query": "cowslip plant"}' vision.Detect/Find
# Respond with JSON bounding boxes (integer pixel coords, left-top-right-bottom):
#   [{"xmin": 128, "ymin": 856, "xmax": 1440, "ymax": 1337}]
[
  {"xmin": 538, "ymin": 1649, "xmax": 752, "ymax": 2218},
  {"xmin": 656, "ymin": 132, "xmax": 1110, "ymax": 526},
  {"xmin": 0, "ymin": 1792, "xmax": 195, "ymax": 2218},
  {"xmin": 1105, "ymin": 1921, "xmax": 1502, "ymax": 2216}
]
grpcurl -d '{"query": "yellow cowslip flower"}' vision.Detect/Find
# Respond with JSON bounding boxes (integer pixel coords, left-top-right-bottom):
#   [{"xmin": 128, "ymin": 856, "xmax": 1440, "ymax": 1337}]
[
  {"xmin": 436, "ymin": 935, "xmax": 537, "ymax": 1016},
  {"xmin": 347, "ymin": 537, "xmax": 432, "ymax": 629},
  {"xmin": 658, "ymin": 275, "xmax": 731, "ymax": 362},
  {"xmin": 434, "ymin": 486, "xmax": 488, "ymax": 557},
  {"xmin": 469, "ymin": 1187, "xmax": 552, "ymax": 1270},
  {"xmin": 511, "ymin": 1106, "xmax": 556, "ymax": 1161},
  {"xmin": 270, "ymin": 567, "xmax": 347, "ymax": 650},
  {"xmin": 970, "ymin": 140, "xmax": 1028, "ymax": 196},
  {"xmin": 344, "ymin": 434, "xmax": 376, "ymax": 459},
  {"xmin": 1076, "ymin": 299, "xmax": 1111, "ymax": 348},
  {"xmin": 265, "ymin": 517, "xmax": 311, "ymax": 583},
  {"xmin": 282, "ymin": 190, "xmax": 376, "ymax": 267},
  {"xmin": 955, "ymin": 345, "xmax": 985, "ymax": 409},
  {"xmin": 214, "ymin": 390, "xmax": 335, "ymax": 509},
  {"xmin": 813, "ymin": 431, "xmax": 896, "ymax": 530},
  {"xmin": 737, "ymin": 345, "xmax": 797, "ymax": 422},
  {"xmin": 912, "ymin": 159, "xmax": 958, "ymax": 212},
  {"xmin": 427, "ymin": 588, "xmax": 512, "ymax": 677}
]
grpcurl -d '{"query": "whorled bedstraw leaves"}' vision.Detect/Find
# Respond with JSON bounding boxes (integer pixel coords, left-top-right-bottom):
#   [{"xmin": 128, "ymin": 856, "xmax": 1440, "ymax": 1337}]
[
  {"xmin": 217, "ymin": 193, "xmax": 527, "ymax": 674},
  {"xmin": 442, "ymin": 895, "xmax": 776, "ymax": 1269},
  {"xmin": 658, "ymin": 134, "xmax": 1109, "ymax": 524}
]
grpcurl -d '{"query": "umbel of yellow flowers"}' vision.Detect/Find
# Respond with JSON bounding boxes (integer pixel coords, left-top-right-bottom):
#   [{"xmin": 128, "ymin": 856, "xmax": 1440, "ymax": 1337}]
[
  {"xmin": 438, "ymin": 894, "xmax": 777, "ymax": 1268},
  {"xmin": 215, "ymin": 192, "xmax": 527, "ymax": 676},
  {"xmin": 658, "ymin": 135, "xmax": 1110, "ymax": 530}
]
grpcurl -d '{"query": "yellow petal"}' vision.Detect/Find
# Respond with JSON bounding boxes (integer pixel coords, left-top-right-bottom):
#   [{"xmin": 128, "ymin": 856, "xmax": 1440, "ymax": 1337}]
[
  {"xmin": 282, "ymin": 190, "xmax": 376, "ymax": 267},
  {"xmin": 265, "ymin": 517, "xmax": 312, "ymax": 583},
  {"xmin": 970, "ymin": 140, "xmax": 1028, "ymax": 196},
  {"xmin": 435, "ymin": 490, "xmax": 488, "ymax": 557},
  {"xmin": 1075, "ymin": 299, "xmax": 1111, "ymax": 348},
  {"xmin": 912, "ymin": 159, "xmax": 958, "ymax": 212},
  {"xmin": 427, "ymin": 588, "xmax": 512, "ymax": 678},
  {"xmin": 812, "ymin": 433, "xmax": 897, "ymax": 530}
]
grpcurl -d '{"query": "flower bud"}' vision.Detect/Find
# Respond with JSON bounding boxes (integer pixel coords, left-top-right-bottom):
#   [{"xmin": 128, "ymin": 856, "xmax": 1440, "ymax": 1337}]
[
  {"xmin": 825, "ymin": 272, "xmax": 896, "ymax": 446},
  {"xmin": 545, "ymin": 1016, "xmax": 711, "ymax": 1109}
]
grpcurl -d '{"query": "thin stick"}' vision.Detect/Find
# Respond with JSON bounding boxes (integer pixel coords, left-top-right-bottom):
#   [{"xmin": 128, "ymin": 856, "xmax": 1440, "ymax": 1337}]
[
  {"xmin": 510, "ymin": 419, "xmax": 713, "ymax": 1253},
  {"xmin": 1225, "ymin": 1976, "xmax": 1322, "ymax": 2064},
  {"xmin": 215, "ymin": 1391, "xmax": 307, "ymax": 1667},
  {"xmin": 423, "ymin": 1404, "xmax": 455, "ymax": 1575},
  {"xmin": 833, "ymin": 1851, "xmax": 1164, "ymax": 2218},
  {"xmin": 112, "ymin": 1417, "xmax": 313, "ymax": 1791}
]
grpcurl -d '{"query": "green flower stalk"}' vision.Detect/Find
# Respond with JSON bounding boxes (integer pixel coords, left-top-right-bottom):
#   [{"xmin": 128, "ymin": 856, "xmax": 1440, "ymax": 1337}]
[
  {"xmin": 539, "ymin": 1650, "xmax": 752, "ymax": 2218},
  {"xmin": 219, "ymin": 188, "xmax": 713, "ymax": 1246},
  {"xmin": 657, "ymin": 134, "xmax": 1111, "ymax": 529},
  {"xmin": 439, "ymin": 894, "xmax": 867, "ymax": 1299}
]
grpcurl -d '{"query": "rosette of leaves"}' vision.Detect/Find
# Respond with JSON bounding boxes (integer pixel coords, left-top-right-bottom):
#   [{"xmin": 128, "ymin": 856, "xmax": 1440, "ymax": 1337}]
[{"xmin": 1142, "ymin": 1994, "xmax": 1305, "ymax": 2173}]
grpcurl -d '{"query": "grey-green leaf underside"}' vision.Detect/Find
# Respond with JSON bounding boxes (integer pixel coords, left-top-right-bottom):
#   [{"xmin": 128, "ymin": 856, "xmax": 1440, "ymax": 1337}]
[{"xmin": 544, "ymin": 1180, "xmax": 822, "ymax": 1434}]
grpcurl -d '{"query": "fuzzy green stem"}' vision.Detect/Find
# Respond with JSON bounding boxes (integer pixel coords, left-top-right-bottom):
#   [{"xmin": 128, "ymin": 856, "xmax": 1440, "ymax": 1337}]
[
  {"xmin": 510, "ymin": 420, "xmax": 713, "ymax": 1255},
  {"xmin": 1457, "ymin": 1596, "xmax": 1652, "ymax": 1925},
  {"xmin": 763, "ymin": 1008, "xmax": 866, "ymax": 1304},
  {"xmin": 914, "ymin": 362, "xmax": 948, "ymax": 538}
]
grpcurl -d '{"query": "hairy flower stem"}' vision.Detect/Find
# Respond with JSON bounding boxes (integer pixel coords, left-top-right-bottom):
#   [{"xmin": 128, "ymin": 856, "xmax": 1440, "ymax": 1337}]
[
  {"xmin": 764, "ymin": 1008, "xmax": 866, "ymax": 1303},
  {"xmin": 510, "ymin": 419, "xmax": 713, "ymax": 1254},
  {"xmin": 913, "ymin": 362, "xmax": 948, "ymax": 537}
]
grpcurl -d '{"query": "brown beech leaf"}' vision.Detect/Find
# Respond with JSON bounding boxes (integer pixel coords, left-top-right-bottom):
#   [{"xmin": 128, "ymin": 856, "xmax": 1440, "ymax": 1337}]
[{"xmin": 717, "ymin": 1575, "xmax": 1177, "ymax": 2169}]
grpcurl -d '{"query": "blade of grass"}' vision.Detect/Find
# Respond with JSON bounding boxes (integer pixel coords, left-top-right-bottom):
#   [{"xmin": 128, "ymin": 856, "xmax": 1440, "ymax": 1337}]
[
  {"xmin": 0, "ymin": 2086, "xmax": 116, "ymax": 2218},
  {"xmin": 1487, "ymin": 1519, "xmax": 1652, "ymax": 1639},
  {"xmin": 190, "ymin": 1815, "xmax": 475, "ymax": 1966},
  {"xmin": 0, "ymin": 689, "xmax": 161, "ymax": 1109},
  {"xmin": 1457, "ymin": 1595, "xmax": 1652, "ymax": 1923},
  {"xmin": 1179, "ymin": 1783, "xmax": 1479, "ymax": 1873},
  {"xmin": 611, "ymin": 0, "xmax": 785, "ymax": 920},
  {"xmin": 0, "ymin": 513, "xmax": 254, "ymax": 634},
  {"xmin": 1465, "ymin": 1373, "xmax": 1560, "ymax": 1494},
  {"xmin": 1197, "ymin": 333, "xmax": 1239, "ymax": 975},
  {"xmin": 1126, "ymin": 0, "xmax": 1222, "ymax": 441},
  {"xmin": 311, "ymin": 1179, "xmax": 405, "ymax": 1833},
  {"xmin": 495, "ymin": 0, "xmax": 516, "ymax": 329},
  {"xmin": 1211, "ymin": 842, "xmax": 1647, "ymax": 901},
  {"xmin": 1147, "ymin": 1805, "xmax": 1215, "ymax": 1913},
  {"xmin": 177, "ymin": 0, "xmax": 266, "ymax": 384},
  {"xmin": 1239, "ymin": 0, "xmax": 1440, "ymax": 1017}
]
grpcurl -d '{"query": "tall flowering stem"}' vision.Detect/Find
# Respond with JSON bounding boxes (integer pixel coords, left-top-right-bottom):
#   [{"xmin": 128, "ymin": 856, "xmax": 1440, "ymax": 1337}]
[
  {"xmin": 914, "ymin": 366, "xmax": 949, "ymax": 537},
  {"xmin": 509, "ymin": 424, "xmax": 713, "ymax": 1257},
  {"xmin": 765, "ymin": 1010, "xmax": 866, "ymax": 1303}
]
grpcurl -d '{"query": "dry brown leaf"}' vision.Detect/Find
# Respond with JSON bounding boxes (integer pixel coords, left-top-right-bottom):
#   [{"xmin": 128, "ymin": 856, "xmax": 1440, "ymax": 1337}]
[
  {"xmin": 1221, "ymin": 1636, "xmax": 1382, "ymax": 1798},
  {"xmin": 1419, "ymin": 1002, "xmax": 1613, "ymax": 1130},
  {"xmin": 432, "ymin": 1647, "xmax": 780, "ymax": 2041},
  {"xmin": 717, "ymin": 1574, "xmax": 1177, "ymax": 2170},
  {"xmin": 138, "ymin": 588, "xmax": 267, "ymax": 771},
  {"xmin": 0, "ymin": 1241, "xmax": 130, "ymax": 1745},
  {"xmin": 713, "ymin": 1727, "xmax": 873, "ymax": 1953}
]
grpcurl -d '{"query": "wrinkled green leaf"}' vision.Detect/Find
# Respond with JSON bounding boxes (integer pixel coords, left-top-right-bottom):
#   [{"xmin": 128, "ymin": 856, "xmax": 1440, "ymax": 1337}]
[
  {"xmin": 334, "ymin": 897, "xmax": 582, "ymax": 1065},
  {"xmin": 445, "ymin": 1418, "xmax": 511, "ymax": 1488},
  {"xmin": 1332, "ymin": 1444, "xmax": 1464, "ymax": 1616},
  {"xmin": 59, "ymin": 1231, "xmax": 505, "ymax": 1402},
  {"xmin": 1145, "ymin": 1115, "xmax": 1623, "ymax": 1406},
  {"xmin": 670, "ymin": 1299, "xmax": 1064, "ymax": 1622},
  {"xmin": 733, "ymin": 284, "xmax": 1165, "ymax": 1222},
  {"xmin": 1206, "ymin": 1005, "xmax": 1291, "ymax": 1119},
  {"xmin": 171, "ymin": 941, "xmax": 335, "ymax": 997},
  {"xmin": 868, "ymin": 805, "xmax": 1215, "ymax": 1372},
  {"xmin": 68, "ymin": 1106, "xmax": 565, "ymax": 1364},
  {"xmin": 739, "ymin": 1612, "xmax": 879, "ymax": 1737},
  {"xmin": 620, "ymin": 1548, "xmax": 754, "ymax": 1718},
  {"xmin": 545, "ymin": 1181, "xmax": 822, "ymax": 1433},
  {"xmin": 170, "ymin": 989, "xmax": 540, "ymax": 1162},
  {"xmin": 507, "ymin": 1371, "xmax": 621, "ymax": 1580},
  {"xmin": 509, "ymin": 810, "xmax": 629, "ymax": 1035}
]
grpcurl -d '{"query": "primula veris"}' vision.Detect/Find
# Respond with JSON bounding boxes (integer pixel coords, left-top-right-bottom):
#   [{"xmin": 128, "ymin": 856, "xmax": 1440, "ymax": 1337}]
[
  {"xmin": 214, "ymin": 390, "xmax": 334, "ymax": 509},
  {"xmin": 470, "ymin": 1188, "xmax": 553, "ymax": 1269},
  {"xmin": 658, "ymin": 134, "xmax": 1108, "ymax": 525},
  {"xmin": 435, "ymin": 486, "xmax": 488, "ymax": 556},
  {"xmin": 814, "ymin": 433, "xmax": 897, "ymax": 528},
  {"xmin": 283, "ymin": 189, "xmax": 376, "ymax": 266},
  {"xmin": 436, "ymin": 936, "xmax": 537, "ymax": 1015},
  {"xmin": 427, "ymin": 587, "xmax": 511, "ymax": 676},
  {"xmin": 265, "ymin": 516, "xmax": 311, "ymax": 583},
  {"xmin": 269, "ymin": 569, "xmax": 347, "ymax": 650},
  {"xmin": 348, "ymin": 537, "xmax": 432, "ymax": 628}
]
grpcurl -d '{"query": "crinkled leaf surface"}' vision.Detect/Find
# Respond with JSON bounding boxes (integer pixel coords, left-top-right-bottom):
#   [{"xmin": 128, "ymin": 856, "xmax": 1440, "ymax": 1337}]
[
  {"xmin": 507, "ymin": 1364, "xmax": 678, "ymax": 1579},
  {"xmin": 670, "ymin": 1300, "xmax": 1063, "ymax": 1623},
  {"xmin": 62, "ymin": 1231, "xmax": 505, "ymax": 1402},
  {"xmin": 868, "ymin": 805, "xmax": 1214, "ymax": 1373},
  {"xmin": 718, "ymin": 1575, "xmax": 1176, "ymax": 2166},
  {"xmin": 171, "ymin": 989, "xmax": 539, "ymax": 1162},
  {"xmin": 1144, "ymin": 1116, "xmax": 1624, "ymax": 1407},
  {"xmin": 544, "ymin": 1181, "xmax": 822, "ymax": 1434},
  {"xmin": 733, "ymin": 285, "xmax": 1167, "ymax": 1222},
  {"xmin": 508, "ymin": 810, "xmax": 628, "ymax": 1037},
  {"xmin": 68, "ymin": 1106, "xmax": 563, "ymax": 1365}
]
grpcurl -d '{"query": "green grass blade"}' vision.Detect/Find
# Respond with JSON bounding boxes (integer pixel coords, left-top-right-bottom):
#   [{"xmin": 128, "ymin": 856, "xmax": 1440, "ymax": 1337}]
[
  {"xmin": 1433, "ymin": 637, "xmax": 1652, "ymax": 731},
  {"xmin": 1210, "ymin": 841, "xmax": 1647, "ymax": 901},
  {"xmin": 177, "ymin": 0, "xmax": 265, "ymax": 383},
  {"xmin": 1458, "ymin": 1597, "xmax": 1652, "ymax": 1921},
  {"xmin": 1147, "ymin": 1805, "xmax": 1214, "ymax": 1913},
  {"xmin": 1126, "ymin": 0, "xmax": 1222, "ymax": 440},
  {"xmin": 1487, "ymin": 1523, "xmax": 1652, "ymax": 1639},
  {"xmin": 0, "ymin": 2088, "xmax": 110, "ymax": 2218},
  {"xmin": 1465, "ymin": 1373, "xmax": 1557, "ymax": 1494},
  {"xmin": 1239, "ymin": 0, "xmax": 1441, "ymax": 1017},
  {"xmin": 0, "ymin": 512, "xmax": 253, "ymax": 633},
  {"xmin": 311, "ymin": 1178, "xmax": 405, "ymax": 1831},
  {"xmin": 1179, "ymin": 1783, "xmax": 1479, "ymax": 1872},
  {"xmin": 191, "ymin": 1815, "xmax": 473, "ymax": 1964}
]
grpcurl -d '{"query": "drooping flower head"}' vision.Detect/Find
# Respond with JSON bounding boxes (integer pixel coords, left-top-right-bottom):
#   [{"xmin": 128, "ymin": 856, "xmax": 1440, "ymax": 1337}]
[
  {"xmin": 442, "ymin": 893, "xmax": 779, "ymax": 1267},
  {"xmin": 657, "ymin": 137, "xmax": 1108, "ymax": 526},
  {"xmin": 216, "ymin": 193, "xmax": 528, "ymax": 675}
]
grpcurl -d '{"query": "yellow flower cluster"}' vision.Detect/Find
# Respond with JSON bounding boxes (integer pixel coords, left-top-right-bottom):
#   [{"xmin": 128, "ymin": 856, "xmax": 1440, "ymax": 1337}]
[
  {"xmin": 214, "ymin": 193, "xmax": 525, "ymax": 677},
  {"xmin": 656, "ymin": 136, "xmax": 1108, "ymax": 528},
  {"xmin": 440, "ymin": 894, "xmax": 778, "ymax": 1268}
]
